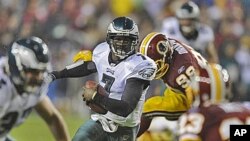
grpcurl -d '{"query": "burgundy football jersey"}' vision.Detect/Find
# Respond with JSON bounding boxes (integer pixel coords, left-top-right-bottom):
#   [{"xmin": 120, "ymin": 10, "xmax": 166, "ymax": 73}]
[
  {"xmin": 161, "ymin": 39, "xmax": 206, "ymax": 93},
  {"xmin": 178, "ymin": 102, "xmax": 250, "ymax": 141},
  {"xmin": 161, "ymin": 39, "xmax": 228, "ymax": 104}
]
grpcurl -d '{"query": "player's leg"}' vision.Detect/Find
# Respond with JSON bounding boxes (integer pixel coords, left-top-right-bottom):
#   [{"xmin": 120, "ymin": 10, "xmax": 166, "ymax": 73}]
[
  {"xmin": 109, "ymin": 125, "xmax": 139, "ymax": 141},
  {"xmin": 138, "ymin": 117, "xmax": 177, "ymax": 141},
  {"xmin": 5, "ymin": 136, "xmax": 15, "ymax": 141},
  {"xmin": 72, "ymin": 119, "xmax": 107, "ymax": 141},
  {"xmin": 138, "ymin": 88, "xmax": 191, "ymax": 137},
  {"xmin": 143, "ymin": 88, "xmax": 190, "ymax": 120}
]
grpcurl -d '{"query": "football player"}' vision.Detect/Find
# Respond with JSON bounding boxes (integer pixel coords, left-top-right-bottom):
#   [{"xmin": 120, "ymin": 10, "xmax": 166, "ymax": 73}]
[
  {"xmin": 137, "ymin": 32, "xmax": 230, "ymax": 138},
  {"xmin": 48, "ymin": 17, "xmax": 157, "ymax": 141},
  {"xmin": 178, "ymin": 91, "xmax": 250, "ymax": 141},
  {"xmin": 0, "ymin": 37, "xmax": 70, "ymax": 141},
  {"xmin": 161, "ymin": 1, "xmax": 219, "ymax": 63}
]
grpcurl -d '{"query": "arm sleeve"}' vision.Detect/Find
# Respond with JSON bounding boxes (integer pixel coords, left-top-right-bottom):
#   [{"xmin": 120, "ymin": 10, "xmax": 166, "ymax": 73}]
[
  {"xmin": 51, "ymin": 60, "xmax": 97, "ymax": 79},
  {"xmin": 93, "ymin": 78, "xmax": 150, "ymax": 117}
]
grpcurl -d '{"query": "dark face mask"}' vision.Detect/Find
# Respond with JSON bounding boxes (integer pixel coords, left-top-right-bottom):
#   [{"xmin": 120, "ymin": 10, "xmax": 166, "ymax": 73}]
[
  {"xmin": 110, "ymin": 36, "xmax": 136, "ymax": 60},
  {"xmin": 112, "ymin": 36, "xmax": 133, "ymax": 54}
]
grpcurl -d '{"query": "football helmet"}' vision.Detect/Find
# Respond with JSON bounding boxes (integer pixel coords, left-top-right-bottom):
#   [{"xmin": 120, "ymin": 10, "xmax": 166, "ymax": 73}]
[
  {"xmin": 192, "ymin": 64, "xmax": 231, "ymax": 107},
  {"xmin": 8, "ymin": 37, "xmax": 50, "ymax": 93},
  {"xmin": 139, "ymin": 32, "xmax": 173, "ymax": 79},
  {"xmin": 107, "ymin": 17, "xmax": 139, "ymax": 60},
  {"xmin": 176, "ymin": 1, "xmax": 200, "ymax": 36}
]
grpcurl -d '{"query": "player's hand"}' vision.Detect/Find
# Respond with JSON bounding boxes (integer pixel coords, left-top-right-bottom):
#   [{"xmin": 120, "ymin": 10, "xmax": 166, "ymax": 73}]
[
  {"xmin": 44, "ymin": 72, "xmax": 56, "ymax": 83},
  {"xmin": 82, "ymin": 86, "xmax": 97, "ymax": 101}
]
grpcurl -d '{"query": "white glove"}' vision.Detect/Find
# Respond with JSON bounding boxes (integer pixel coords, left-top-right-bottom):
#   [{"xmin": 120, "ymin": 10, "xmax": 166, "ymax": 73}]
[
  {"xmin": 82, "ymin": 86, "xmax": 97, "ymax": 101},
  {"xmin": 44, "ymin": 73, "xmax": 56, "ymax": 84}
]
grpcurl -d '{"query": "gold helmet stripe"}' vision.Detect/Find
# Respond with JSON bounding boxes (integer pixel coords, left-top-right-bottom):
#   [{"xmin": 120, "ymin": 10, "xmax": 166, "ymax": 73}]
[
  {"xmin": 140, "ymin": 32, "xmax": 159, "ymax": 55},
  {"xmin": 209, "ymin": 64, "xmax": 224, "ymax": 103},
  {"xmin": 211, "ymin": 64, "xmax": 224, "ymax": 103}
]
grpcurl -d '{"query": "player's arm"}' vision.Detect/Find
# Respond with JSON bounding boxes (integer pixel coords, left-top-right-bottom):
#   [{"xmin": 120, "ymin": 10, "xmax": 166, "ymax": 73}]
[
  {"xmin": 206, "ymin": 41, "xmax": 219, "ymax": 63},
  {"xmin": 34, "ymin": 96, "xmax": 70, "ymax": 141},
  {"xmin": 50, "ymin": 50, "xmax": 97, "ymax": 80},
  {"xmin": 93, "ymin": 78, "xmax": 150, "ymax": 117},
  {"xmin": 51, "ymin": 60, "xmax": 97, "ymax": 79}
]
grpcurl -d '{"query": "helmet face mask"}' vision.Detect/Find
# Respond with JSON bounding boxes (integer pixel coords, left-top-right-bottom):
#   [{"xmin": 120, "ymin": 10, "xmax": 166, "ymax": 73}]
[
  {"xmin": 109, "ymin": 36, "xmax": 135, "ymax": 57},
  {"xmin": 107, "ymin": 17, "xmax": 139, "ymax": 60},
  {"xmin": 179, "ymin": 19, "xmax": 197, "ymax": 34},
  {"xmin": 8, "ymin": 37, "xmax": 50, "ymax": 94}
]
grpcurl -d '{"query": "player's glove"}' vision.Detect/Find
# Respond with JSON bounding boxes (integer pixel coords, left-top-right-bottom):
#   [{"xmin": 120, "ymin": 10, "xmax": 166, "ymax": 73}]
[
  {"xmin": 82, "ymin": 86, "xmax": 97, "ymax": 101},
  {"xmin": 82, "ymin": 80, "xmax": 98, "ymax": 101},
  {"xmin": 82, "ymin": 80, "xmax": 107, "ymax": 101},
  {"xmin": 44, "ymin": 72, "xmax": 56, "ymax": 83},
  {"xmin": 82, "ymin": 81, "xmax": 108, "ymax": 114}
]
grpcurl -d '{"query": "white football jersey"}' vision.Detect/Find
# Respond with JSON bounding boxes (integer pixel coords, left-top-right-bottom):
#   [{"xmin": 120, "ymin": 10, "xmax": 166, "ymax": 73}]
[
  {"xmin": 161, "ymin": 17, "xmax": 214, "ymax": 58},
  {"xmin": 0, "ymin": 57, "xmax": 48, "ymax": 139},
  {"xmin": 91, "ymin": 42, "xmax": 157, "ymax": 128}
]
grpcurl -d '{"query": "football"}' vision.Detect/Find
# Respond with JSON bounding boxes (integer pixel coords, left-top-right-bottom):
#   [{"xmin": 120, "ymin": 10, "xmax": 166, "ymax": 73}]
[
  {"xmin": 86, "ymin": 101, "xmax": 107, "ymax": 114},
  {"xmin": 84, "ymin": 80, "xmax": 108, "ymax": 114}
]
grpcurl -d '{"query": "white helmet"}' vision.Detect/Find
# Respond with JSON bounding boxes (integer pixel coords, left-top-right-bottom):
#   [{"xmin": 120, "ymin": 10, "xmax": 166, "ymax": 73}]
[
  {"xmin": 8, "ymin": 37, "xmax": 50, "ymax": 93},
  {"xmin": 106, "ymin": 17, "xmax": 139, "ymax": 60},
  {"xmin": 176, "ymin": 1, "xmax": 200, "ymax": 37},
  {"xmin": 176, "ymin": 1, "xmax": 200, "ymax": 20}
]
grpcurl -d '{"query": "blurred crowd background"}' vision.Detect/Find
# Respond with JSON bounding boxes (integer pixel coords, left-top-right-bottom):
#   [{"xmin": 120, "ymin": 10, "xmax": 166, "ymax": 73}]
[{"xmin": 1, "ymin": 0, "xmax": 250, "ymax": 116}]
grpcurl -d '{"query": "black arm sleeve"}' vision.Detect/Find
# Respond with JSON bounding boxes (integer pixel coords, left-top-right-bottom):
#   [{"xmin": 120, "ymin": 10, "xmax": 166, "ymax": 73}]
[
  {"xmin": 51, "ymin": 61, "xmax": 97, "ymax": 79},
  {"xmin": 93, "ymin": 78, "xmax": 150, "ymax": 117}
]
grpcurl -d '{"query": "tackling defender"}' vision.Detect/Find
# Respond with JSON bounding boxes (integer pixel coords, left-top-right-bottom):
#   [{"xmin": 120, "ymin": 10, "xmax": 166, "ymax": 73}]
[{"xmin": 137, "ymin": 32, "xmax": 230, "ymax": 139}]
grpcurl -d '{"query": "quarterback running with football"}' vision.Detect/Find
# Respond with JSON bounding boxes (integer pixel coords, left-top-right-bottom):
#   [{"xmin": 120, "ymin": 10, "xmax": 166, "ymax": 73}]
[
  {"xmin": 0, "ymin": 37, "xmax": 70, "ymax": 141},
  {"xmin": 137, "ymin": 32, "xmax": 230, "ymax": 139},
  {"xmin": 48, "ymin": 17, "xmax": 157, "ymax": 141}
]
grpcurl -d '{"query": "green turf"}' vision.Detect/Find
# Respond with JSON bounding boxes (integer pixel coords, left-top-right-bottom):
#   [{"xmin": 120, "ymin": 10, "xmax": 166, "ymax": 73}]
[{"xmin": 10, "ymin": 112, "xmax": 87, "ymax": 141}]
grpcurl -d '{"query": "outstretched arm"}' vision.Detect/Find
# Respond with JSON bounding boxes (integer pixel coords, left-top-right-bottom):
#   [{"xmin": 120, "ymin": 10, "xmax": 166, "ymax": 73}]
[
  {"xmin": 35, "ymin": 96, "xmax": 70, "ymax": 141},
  {"xmin": 50, "ymin": 60, "xmax": 97, "ymax": 80},
  {"xmin": 50, "ymin": 50, "xmax": 97, "ymax": 80}
]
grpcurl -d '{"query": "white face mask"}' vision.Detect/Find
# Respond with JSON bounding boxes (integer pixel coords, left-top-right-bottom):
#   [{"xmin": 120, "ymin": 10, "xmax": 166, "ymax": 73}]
[
  {"xmin": 181, "ymin": 25, "xmax": 194, "ymax": 34},
  {"xmin": 24, "ymin": 85, "xmax": 40, "ymax": 93}
]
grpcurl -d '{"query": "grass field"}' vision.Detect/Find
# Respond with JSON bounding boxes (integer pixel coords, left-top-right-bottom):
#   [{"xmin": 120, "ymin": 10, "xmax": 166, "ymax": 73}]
[{"xmin": 10, "ymin": 112, "xmax": 88, "ymax": 141}]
